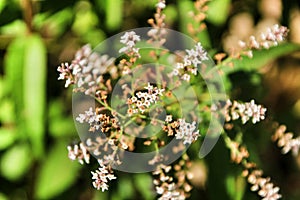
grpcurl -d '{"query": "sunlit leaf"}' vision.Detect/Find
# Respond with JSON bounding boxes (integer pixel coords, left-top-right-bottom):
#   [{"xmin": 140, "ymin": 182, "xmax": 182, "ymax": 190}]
[
  {"xmin": 0, "ymin": 192, "xmax": 8, "ymax": 200},
  {"xmin": 0, "ymin": 143, "xmax": 32, "ymax": 181},
  {"xmin": 0, "ymin": 128, "xmax": 15, "ymax": 150},
  {"xmin": 0, "ymin": 99, "xmax": 15, "ymax": 123},
  {"xmin": 35, "ymin": 141, "xmax": 81, "ymax": 199},
  {"xmin": 0, "ymin": 20, "xmax": 26, "ymax": 36},
  {"xmin": 206, "ymin": 0, "xmax": 231, "ymax": 25},
  {"xmin": 105, "ymin": 0, "xmax": 123, "ymax": 30},
  {"xmin": 0, "ymin": 0, "xmax": 6, "ymax": 14},
  {"xmin": 23, "ymin": 34, "xmax": 46, "ymax": 159},
  {"xmin": 72, "ymin": 1, "xmax": 98, "ymax": 35}
]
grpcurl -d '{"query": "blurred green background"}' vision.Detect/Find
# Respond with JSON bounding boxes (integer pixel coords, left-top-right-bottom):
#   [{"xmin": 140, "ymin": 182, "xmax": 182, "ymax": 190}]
[{"xmin": 0, "ymin": 0, "xmax": 300, "ymax": 199}]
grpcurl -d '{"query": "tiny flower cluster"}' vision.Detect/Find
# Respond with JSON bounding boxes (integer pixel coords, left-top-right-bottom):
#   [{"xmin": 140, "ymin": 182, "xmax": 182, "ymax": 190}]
[
  {"xmin": 224, "ymin": 99, "xmax": 267, "ymax": 124},
  {"xmin": 171, "ymin": 42, "xmax": 208, "ymax": 82},
  {"xmin": 76, "ymin": 107, "xmax": 120, "ymax": 133},
  {"xmin": 57, "ymin": 45, "xmax": 114, "ymax": 95},
  {"xmin": 245, "ymin": 169, "xmax": 282, "ymax": 200},
  {"xmin": 175, "ymin": 119, "xmax": 200, "ymax": 145},
  {"xmin": 91, "ymin": 161, "xmax": 117, "ymax": 192},
  {"xmin": 119, "ymin": 31, "xmax": 141, "ymax": 58},
  {"xmin": 238, "ymin": 24, "xmax": 289, "ymax": 58},
  {"xmin": 272, "ymin": 125, "xmax": 300, "ymax": 156},
  {"xmin": 126, "ymin": 83, "xmax": 164, "ymax": 115},
  {"xmin": 67, "ymin": 142, "xmax": 90, "ymax": 164},
  {"xmin": 153, "ymin": 164, "xmax": 186, "ymax": 200}
]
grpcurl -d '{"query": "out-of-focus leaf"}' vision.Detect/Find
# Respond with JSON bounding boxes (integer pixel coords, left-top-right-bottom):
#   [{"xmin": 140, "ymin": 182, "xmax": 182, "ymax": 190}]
[
  {"xmin": 0, "ymin": 128, "xmax": 15, "ymax": 150},
  {"xmin": 72, "ymin": 1, "xmax": 98, "ymax": 35},
  {"xmin": 105, "ymin": 0, "xmax": 123, "ymax": 30},
  {"xmin": 225, "ymin": 175, "xmax": 245, "ymax": 200},
  {"xmin": 218, "ymin": 43, "xmax": 300, "ymax": 90},
  {"xmin": 82, "ymin": 29, "xmax": 105, "ymax": 47},
  {"xmin": 0, "ymin": 20, "xmax": 26, "ymax": 36},
  {"xmin": 0, "ymin": 99, "xmax": 15, "ymax": 123},
  {"xmin": 134, "ymin": 174, "xmax": 154, "ymax": 200},
  {"xmin": 34, "ymin": 9, "xmax": 73, "ymax": 38},
  {"xmin": 206, "ymin": 0, "xmax": 230, "ymax": 25},
  {"xmin": 0, "ymin": 192, "xmax": 8, "ymax": 200},
  {"xmin": 35, "ymin": 141, "xmax": 81, "ymax": 199},
  {"xmin": 48, "ymin": 99, "xmax": 76, "ymax": 138},
  {"xmin": 0, "ymin": 143, "xmax": 32, "ymax": 181},
  {"xmin": 116, "ymin": 176, "xmax": 134, "ymax": 199},
  {"xmin": 23, "ymin": 34, "xmax": 46, "ymax": 159},
  {"xmin": 0, "ymin": 77, "xmax": 3, "ymax": 98},
  {"xmin": 0, "ymin": 0, "xmax": 6, "ymax": 14},
  {"xmin": 4, "ymin": 36, "xmax": 26, "ymax": 111}
]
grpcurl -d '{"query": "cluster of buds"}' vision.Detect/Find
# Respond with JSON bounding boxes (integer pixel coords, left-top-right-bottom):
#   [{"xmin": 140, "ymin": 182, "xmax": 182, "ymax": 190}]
[
  {"xmin": 76, "ymin": 107, "xmax": 120, "ymax": 133},
  {"xmin": 243, "ymin": 169, "xmax": 282, "ymax": 200},
  {"xmin": 272, "ymin": 125, "xmax": 300, "ymax": 156},
  {"xmin": 57, "ymin": 45, "xmax": 114, "ymax": 95},
  {"xmin": 238, "ymin": 24, "xmax": 289, "ymax": 58},
  {"xmin": 225, "ymin": 135, "xmax": 282, "ymax": 200},
  {"xmin": 91, "ymin": 160, "xmax": 117, "ymax": 192},
  {"xmin": 187, "ymin": 0, "xmax": 209, "ymax": 41},
  {"xmin": 67, "ymin": 142, "xmax": 90, "ymax": 164},
  {"xmin": 224, "ymin": 99, "xmax": 267, "ymax": 124},
  {"xmin": 126, "ymin": 83, "xmax": 165, "ymax": 115},
  {"xmin": 152, "ymin": 155, "xmax": 193, "ymax": 200},
  {"xmin": 171, "ymin": 42, "xmax": 208, "ymax": 82},
  {"xmin": 147, "ymin": 0, "xmax": 167, "ymax": 47}
]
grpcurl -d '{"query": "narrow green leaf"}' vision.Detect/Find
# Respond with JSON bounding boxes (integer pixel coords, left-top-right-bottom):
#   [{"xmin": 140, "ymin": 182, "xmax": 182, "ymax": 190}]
[
  {"xmin": 23, "ymin": 34, "xmax": 46, "ymax": 159},
  {"xmin": 0, "ymin": 143, "xmax": 32, "ymax": 181},
  {"xmin": 218, "ymin": 43, "xmax": 300, "ymax": 91},
  {"xmin": 35, "ymin": 141, "xmax": 81, "ymax": 199},
  {"xmin": 206, "ymin": 0, "xmax": 231, "ymax": 25},
  {"xmin": 4, "ymin": 36, "xmax": 26, "ymax": 112},
  {"xmin": 0, "ymin": 128, "xmax": 15, "ymax": 150},
  {"xmin": 105, "ymin": 0, "xmax": 123, "ymax": 30}
]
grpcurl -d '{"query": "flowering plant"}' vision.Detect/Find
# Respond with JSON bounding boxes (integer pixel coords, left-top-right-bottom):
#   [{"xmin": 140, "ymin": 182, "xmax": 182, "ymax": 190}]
[{"xmin": 57, "ymin": 0, "xmax": 298, "ymax": 199}]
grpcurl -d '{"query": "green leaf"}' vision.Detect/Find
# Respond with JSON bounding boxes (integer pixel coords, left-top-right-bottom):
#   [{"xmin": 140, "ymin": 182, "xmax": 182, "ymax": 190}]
[
  {"xmin": 225, "ymin": 175, "xmax": 246, "ymax": 200},
  {"xmin": 117, "ymin": 176, "xmax": 134, "ymax": 199},
  {"xmin": 218, "ymin": 43, "xmax": 300, "ymax": 90},
  {"xmin": 206, "ymin": 0, "xmax": 231, "ymax": 25},
  {"xmin": 134, "ymin": 174, "xmax": 154, "ymax": 200},
  {"xmin": 35, "ymin": 141, "xmax": 81, "ymax": 199},
  {"xmin": 0, "ymin": 143, "xmax": 32, "ymax": 181},
  {"xmin": 105, "ymin": 0, "xmax": 123, "ymax": 30},
  {"xmin": 0, "ymin": 128, "xmax": 15, "ymax": 150},
  {"xmin": 0, "ymin": 0, "xmax": 5, "ymax": 16},
  {"xmin": 0, "ymin": 192, "xmax": 8, "ymax": 200},
  {"xmin": 0, "ymin": 99, "xmax": 15, "ymax": 123},
  {"xmin": 23, "ymin": 34, "xmax": 46, "ymax": 159},
  {"xmin": 4, "ymin": 36, "xmax": 26, "ymax": 112}
]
